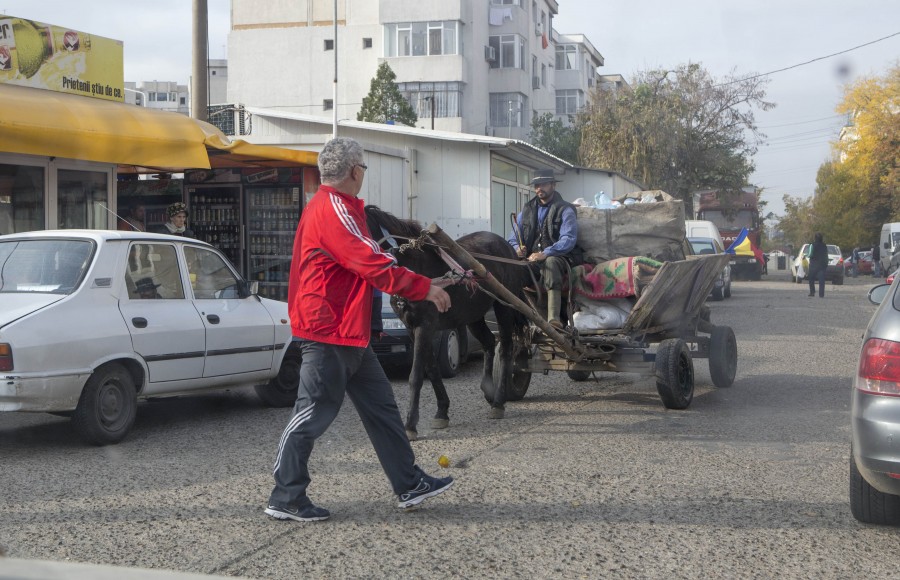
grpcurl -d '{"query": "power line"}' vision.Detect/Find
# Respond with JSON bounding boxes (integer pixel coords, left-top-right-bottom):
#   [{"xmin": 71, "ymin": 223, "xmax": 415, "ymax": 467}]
[
  {"xmin": 714, "ymin": 31, "xmax": 900, "ymax": 87},
  {"xmin": 758, "ymin": 115, "xmax": 846, "ymax": 129}
]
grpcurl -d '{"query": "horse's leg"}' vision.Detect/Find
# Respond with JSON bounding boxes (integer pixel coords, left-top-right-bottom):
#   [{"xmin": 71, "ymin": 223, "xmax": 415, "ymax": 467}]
[
  {"xmin": 406, "ymin": 327, "xmax": 429, "ymax": 441},
  {"xmin": 426, "ymin": 343, "xmax": 451, "ymax": 431},
  {"xmin": 468, "ymin": 318, "xmax": 496, "ymax": 402},
  {"xmin": 490, "ymin": 306, "xmax": 518, "ymax": 419}
]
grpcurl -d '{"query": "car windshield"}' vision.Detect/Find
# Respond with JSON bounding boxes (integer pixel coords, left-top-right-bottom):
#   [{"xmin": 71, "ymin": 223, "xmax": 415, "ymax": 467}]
[
  {"xmin": 828, "ymin": 245, "xmax": 840, "ymax": 255},
  {"xmin": 0, "ymin": 239, "xmax": 94, "ymax": 294},
  {"xmin": 689, "ymin": 238, "xmax": 717, "ymax": 255}
]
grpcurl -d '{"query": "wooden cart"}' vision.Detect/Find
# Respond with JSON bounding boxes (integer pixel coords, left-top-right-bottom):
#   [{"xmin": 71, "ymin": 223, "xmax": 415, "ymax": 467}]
[{"xmin": 425, "ymin": 224, "xmax": 737, "ymax": 410}]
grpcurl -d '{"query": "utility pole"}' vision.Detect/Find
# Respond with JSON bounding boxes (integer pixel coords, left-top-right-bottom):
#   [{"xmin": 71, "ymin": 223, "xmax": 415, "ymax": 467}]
[
  {"xmin": 507, "ymin": 100, "xmax": 513, "ymax": 138},
  {"xmin": 191, "ymin": 0, "xmax": 208, "ymax": 122},
  {"xmin": 332, "ymin": 0, "xmax": 338, "ymax": 139},
  {"xmin": 424, "ymin": 94, "xmax": 435, "ymax": 130}
]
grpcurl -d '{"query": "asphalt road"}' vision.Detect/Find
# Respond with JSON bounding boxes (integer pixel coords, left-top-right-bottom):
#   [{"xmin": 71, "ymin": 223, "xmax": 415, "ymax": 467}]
[{"xmin": 1, "ymin": 267, "xmax": 897, "ymax": 579}]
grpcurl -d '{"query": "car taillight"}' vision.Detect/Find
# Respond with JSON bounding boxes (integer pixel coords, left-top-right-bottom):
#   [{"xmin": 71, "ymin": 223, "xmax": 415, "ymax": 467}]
[
  {"xmin": 0, "ymin": 343, "xmax": 12, "ymax": 372},
  {"xmin": 858, "ymin": 338, "xmax": 900, "ymax": 396}
]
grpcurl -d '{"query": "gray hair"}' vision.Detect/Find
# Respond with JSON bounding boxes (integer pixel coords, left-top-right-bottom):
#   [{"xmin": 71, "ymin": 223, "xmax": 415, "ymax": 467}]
[{"xmin": 318, "ymin": 137, "xmax": 365, "ymax": 184}]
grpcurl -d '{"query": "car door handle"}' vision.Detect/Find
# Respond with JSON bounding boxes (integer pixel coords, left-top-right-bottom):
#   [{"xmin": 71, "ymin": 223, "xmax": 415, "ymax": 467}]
[
  {"xmin": 207, "ymin": 314, "xmax": 220, "ymax": 324},
  {"xmin": 132, "ymin": 317, "xmax": 148, "ymax": 328}
]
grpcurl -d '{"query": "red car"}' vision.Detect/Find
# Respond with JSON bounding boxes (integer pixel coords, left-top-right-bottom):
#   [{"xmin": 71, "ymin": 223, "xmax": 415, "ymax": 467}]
[{"xmin": 845, "ymin": 250, "xmax": 874, "ymax": 276}]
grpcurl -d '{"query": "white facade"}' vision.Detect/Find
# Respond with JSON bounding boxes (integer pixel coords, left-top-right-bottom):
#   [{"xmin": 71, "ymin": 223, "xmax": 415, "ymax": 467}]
[
  {"xmin": 552, "ymin": 32, "xmax": 604, "ymax": 125},
  {"xmin": 241, "ymin": 108, "xmax": 572, "ymax": 239},
  {"xmin": 123, "ymin": 81, "xmax": 189, "ymax": 114},
  {"xmin": 227, "ymin": 0, "xmax": 603, "ymax": 141}
]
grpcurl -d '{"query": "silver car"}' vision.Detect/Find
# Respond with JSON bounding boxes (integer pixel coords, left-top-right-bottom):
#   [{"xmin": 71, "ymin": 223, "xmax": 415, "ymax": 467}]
[{"xmin": 851, "ymin": 281, "xmax": 900, "ymax": 523}]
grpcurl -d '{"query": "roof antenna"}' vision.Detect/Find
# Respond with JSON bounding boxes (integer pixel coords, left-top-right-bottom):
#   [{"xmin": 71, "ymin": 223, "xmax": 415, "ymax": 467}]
[{"xmin": 98, "ymin": 203, "xmax": 139, "ymax": 231}]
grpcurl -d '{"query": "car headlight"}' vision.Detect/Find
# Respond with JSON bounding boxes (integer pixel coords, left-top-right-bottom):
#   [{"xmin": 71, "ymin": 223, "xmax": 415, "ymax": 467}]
[{"xmin": 381, "ymin": 319, "xmax": 407, "ymax": 330}]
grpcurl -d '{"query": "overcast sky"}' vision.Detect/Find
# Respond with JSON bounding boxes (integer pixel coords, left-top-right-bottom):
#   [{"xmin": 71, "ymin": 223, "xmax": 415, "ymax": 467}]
[{"xmin": 2, "ymin": 1, "xmax": 898, "ymax": 217}]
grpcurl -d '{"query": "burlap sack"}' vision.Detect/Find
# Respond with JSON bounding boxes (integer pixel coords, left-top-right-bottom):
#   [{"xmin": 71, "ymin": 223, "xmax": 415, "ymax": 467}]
[{"xmin": 575, "ymin": 191, "xmax": 687, "ymax": 264}]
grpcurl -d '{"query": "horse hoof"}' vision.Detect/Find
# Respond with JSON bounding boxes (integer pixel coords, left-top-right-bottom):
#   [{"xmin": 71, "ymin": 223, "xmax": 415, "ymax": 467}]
[
  {"xmin": 489, "ymin": 407, "xmax": 505, "ymax": 419},
  {"xmin": 406, "ymin": 429, "xmax": 418, "ymax": 441},
  {"xmin": 431, "ymin": 418, "xmax": 449, "ymax": 430}
]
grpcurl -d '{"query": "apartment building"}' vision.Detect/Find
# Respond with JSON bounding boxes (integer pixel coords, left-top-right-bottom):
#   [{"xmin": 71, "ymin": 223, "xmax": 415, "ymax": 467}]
[
  {"xmin": 227, "ymin": 0, "xmax": 604, "ymax": 140},
  {"xmin": 123, "ymin": 80, "xmax": 189, "ymax": 114}
]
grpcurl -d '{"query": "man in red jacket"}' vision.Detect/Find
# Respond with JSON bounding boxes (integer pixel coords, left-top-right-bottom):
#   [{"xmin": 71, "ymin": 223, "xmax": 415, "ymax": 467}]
[{"xmin": 265, "ymin": 137, "xmax": 454, "ymax": 522}]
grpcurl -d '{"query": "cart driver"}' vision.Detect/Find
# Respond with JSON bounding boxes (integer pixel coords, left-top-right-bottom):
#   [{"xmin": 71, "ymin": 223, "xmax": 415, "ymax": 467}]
[{"xmin": 507, "ymin": 169, "xmax": 581, "ymax": 329}]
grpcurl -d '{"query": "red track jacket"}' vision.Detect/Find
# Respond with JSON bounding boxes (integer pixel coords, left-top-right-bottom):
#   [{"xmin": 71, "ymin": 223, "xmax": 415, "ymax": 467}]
[{"xmin": 288, "ymin": 185, "xmax": 431, "ymax": 347}]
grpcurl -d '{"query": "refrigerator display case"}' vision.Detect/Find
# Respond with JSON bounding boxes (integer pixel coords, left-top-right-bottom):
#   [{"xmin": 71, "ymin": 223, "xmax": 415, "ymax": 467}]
[
  {"xmin": 246, "ymin": 186, "xmax": 301, "ymax": 301},
  {"xmin": 185, "ymin": 184, "xmax": 242, "ymax": 271}
]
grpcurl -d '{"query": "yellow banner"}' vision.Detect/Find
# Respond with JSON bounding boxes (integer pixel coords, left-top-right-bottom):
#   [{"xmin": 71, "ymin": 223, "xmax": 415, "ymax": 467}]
[{"xmin": 0, "ymin": 16, "xmax": 124, "ymax": 101}]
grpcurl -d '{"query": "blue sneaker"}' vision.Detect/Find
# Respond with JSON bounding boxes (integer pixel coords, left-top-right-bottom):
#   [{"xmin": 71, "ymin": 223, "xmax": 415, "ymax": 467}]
[
  {"xmin": 397, "ymin": 472, "xmax": 454, "ymax": 508},
  {"xmin": 264, "ymin": 503, "xmax": 330, "ymax": 522}
]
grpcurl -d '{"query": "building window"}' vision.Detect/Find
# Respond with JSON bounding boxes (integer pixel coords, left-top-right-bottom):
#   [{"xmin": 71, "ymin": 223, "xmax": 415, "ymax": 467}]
[
  {"xmin": 57, "ymin": 169, "xmax": 109, "ymax": 230},
  {"xmin": 398, "ymin": 82, "xmax": 463, "ymax": 119},
  {"xmin": 490, "ymin": 92, "xmax": 527, "ymax": 128},
  {"xmin": 324, "ymin": 39, "xmax": 334, "ymax": 51},
  {"xmin": 363, "ymin": 37, "xmax": 373, "ymax": 49},
  {"xmin": 491, "ymin": 0, "xmax": 521, "ymax": 5},
  {"xmin": 323, "ymin": 99, "xmax": 333, "ymax": 111},
  {"xmin": 541, "ymin": 63, "xmax": 547, "ymax": 86},
  {"xmin": 384, "ymin": 21, "xmax": 459, "ymax": 57},
  {"xmin": 148, "ymin": 92, "xmax": 156, "ymax": 102},
  {"xmin": 211, "ymin": 70, "xmax": 217, "ymax": 76},
  {"xmin": 180, "ymin": 97, "xmax": 186, "ymax": 105},
  {"xmin": 488, "ymin": 34, "xmax": 526, "ymax": 69},
  {"xmin": 0, "ymin": 163, "xmax": 45, "ymax": 233},
  {"xmin": 555, "ymin": 89, "xmax": 583, "ymax": 115},
  {"xmin": 556, "ymin": 44, "xmax": 578, "ymax": 70}
]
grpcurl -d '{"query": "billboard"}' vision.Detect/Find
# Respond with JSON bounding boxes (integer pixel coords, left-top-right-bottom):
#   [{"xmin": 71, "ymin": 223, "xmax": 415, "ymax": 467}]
[{"xmin": 0, "ymin": 16, "xmax": 124, "ymax": 101}]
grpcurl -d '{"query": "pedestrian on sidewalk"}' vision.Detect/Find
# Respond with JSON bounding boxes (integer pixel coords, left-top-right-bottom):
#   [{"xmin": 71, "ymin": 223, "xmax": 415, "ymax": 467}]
[
  {"xmin": 264, "ymin": 137, "xmax": 455, "ymax": 523},
  {"xmin": 873, "ymin": 243, "xmax": 882, "ymax": 278},
  {"xmin": 808, "ymin": 233, "xmax": 828, "ymax": 298},
  {"xmin": 850, "ymin": 246, "xmax": 860, "ymax": 278}
]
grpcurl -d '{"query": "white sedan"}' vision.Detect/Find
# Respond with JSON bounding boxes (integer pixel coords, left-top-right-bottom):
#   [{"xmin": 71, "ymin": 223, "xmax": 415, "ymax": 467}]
[{"xmin": 0, "ymin": 230, "xmax": 299, "ymax": 445}]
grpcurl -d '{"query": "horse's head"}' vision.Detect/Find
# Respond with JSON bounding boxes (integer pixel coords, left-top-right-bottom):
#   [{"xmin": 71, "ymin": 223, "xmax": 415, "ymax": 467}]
[{"xmin": 365, "ymin": 205, "xmax": 426, "ymax": 254}]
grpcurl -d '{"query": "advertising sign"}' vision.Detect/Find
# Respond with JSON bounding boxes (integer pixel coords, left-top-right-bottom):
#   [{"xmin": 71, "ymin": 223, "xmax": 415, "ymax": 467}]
[{"xmin": 0, "ymin": 16, "xmax": 124, "ymax": 101}]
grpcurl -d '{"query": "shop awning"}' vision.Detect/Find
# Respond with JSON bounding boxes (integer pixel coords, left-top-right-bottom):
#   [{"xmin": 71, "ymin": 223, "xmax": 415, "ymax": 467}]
[{"xmin": 0, "ymin": 83, "xmax": 317, "ymax": 171}]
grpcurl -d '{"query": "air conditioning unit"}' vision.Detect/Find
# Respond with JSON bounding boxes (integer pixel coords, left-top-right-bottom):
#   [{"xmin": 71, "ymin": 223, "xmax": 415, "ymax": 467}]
[
  {"xmin": 532, "ymin": 76, "xmax": 540, "ymax": 90},
  {"xmin": 484, "ymin": 45, "xmax": 496, "ymax": 62}
]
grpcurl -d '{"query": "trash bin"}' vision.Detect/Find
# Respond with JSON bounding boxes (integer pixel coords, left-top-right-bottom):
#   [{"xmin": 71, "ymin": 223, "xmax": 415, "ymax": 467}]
[{"xmin": 777, "ymin": 255, "xmax": 786, "ymax": 270}]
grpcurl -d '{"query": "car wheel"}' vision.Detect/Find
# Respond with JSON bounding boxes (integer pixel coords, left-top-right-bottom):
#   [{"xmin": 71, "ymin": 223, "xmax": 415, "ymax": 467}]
[
  {"xmin": 723, "ymin": 281, "xmax": 732, "ymax": 299},
  {"xmin": 709, "ymin": 325, "xmax": 737, "ymax": 389},
  {"xmin": 255, "ymin": 348, "xmax": 301, "ymax": 407},
  {"xmin": 437, "ymin": 328, "xmax": 461, "ymax": 378},
  {"xmin": 655, "ymin": 339, "xmax": 694, "ymax": 409},
  {"xmin": 710, "ymin": 286, "xmax": 724, "ymax": 301},
  {"xmin": 834, "ymin": 276, "xmax": 844, "ymax": 286},
  {"xmin": 72, "ymin": 363, "xmax": 137, "ymax": 445},
  {"xmin": 849, "ymin": 452, "xmax": 900, "ymax": 524}
]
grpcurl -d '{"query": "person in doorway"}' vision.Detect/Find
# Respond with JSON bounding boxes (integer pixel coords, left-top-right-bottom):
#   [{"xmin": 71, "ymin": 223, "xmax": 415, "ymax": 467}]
[
  {"xmin": 873, "ymin": 243, "xmax": 882, "ymax": 278},
  {"xmin": 153, "ymin": 202, "xmax": 195, "ymax": 238},
  {"xmin": 265, "ymin": 137, "xmax": 454, "ymax": 522},
  {"xmin": 808, "ymin": 232, "xmax": 828, "ymax": 298},
  {"xmin": 117, "ymin": 204, "xmax": 146, "ymax": 232},
  {"xmin": 507, "ymin": 169, "xmax": 581, "ymax": 329}
]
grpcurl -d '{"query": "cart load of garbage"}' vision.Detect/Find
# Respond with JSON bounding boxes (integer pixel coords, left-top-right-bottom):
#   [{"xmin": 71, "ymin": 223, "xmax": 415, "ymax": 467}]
[
  {"xmin": 574, "ymin": 190, "xmax": 687, "ymax": 265},
  {"xmin": 569, "ymin": 190, "xmax": 688, "ymax": 332}
]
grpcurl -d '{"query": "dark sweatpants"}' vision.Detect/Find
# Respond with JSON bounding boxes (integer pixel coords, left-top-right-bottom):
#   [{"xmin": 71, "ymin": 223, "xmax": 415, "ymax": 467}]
[{"xmin": 268, "ymin": 340, "xmax": 420, "ymax": 508}]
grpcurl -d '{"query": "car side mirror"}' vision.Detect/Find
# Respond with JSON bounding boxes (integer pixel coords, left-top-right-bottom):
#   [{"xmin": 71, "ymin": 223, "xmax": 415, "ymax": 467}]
[{"xmin": 869, "ymin": 284, "xmax": 891, "ymax": 305}]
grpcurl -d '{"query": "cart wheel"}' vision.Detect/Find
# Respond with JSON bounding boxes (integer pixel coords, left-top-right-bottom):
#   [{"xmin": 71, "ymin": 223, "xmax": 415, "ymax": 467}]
[
  {"xmin": 655, "ymin": 338, "xmax": 694, "ymax": 409},
  {"xmin": 709, "ymin": 325, "xmax": 737, "ymax": 389},
  {"xmin": 492, "ymin": 343, "xmax": 533, "ymax": 402},
  {"xmin": 567, "ymin": 370, "xmax": 592, "ymax": 382}
]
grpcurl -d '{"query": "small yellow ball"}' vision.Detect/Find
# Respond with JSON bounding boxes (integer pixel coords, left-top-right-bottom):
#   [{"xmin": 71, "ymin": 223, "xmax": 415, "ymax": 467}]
[{"xmin": 438, "ymin": 455, "xmax": 450, "ymax": 468}]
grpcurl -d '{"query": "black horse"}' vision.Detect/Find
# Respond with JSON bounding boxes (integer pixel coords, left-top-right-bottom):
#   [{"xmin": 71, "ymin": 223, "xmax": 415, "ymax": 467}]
[{"xmin": 365, "ymin": 206, "xmax": 529, "ymax": 440}]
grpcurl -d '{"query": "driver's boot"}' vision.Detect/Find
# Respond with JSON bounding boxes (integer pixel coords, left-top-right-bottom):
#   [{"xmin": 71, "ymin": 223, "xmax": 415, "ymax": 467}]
[{"xmin": 547, "ymin": 289, "xmax": 563, "ymax": 330}]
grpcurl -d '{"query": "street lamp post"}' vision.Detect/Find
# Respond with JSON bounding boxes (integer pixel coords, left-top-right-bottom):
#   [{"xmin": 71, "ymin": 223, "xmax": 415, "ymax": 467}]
[
  {"xmin": 507, "ymin": 100, "xmax": 513, "ymax": 138},
  {"xmin": 423, "ymin": 94, "xmax": 435, "ymax": 130}
]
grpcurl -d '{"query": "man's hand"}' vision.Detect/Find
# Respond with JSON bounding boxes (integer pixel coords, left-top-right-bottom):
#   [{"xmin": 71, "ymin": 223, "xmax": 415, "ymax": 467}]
[
  {"xmin": 527, "ymin": 251, "xmax": 547, "ymax": 262},
  {"xmin": 425, "ymin": 284, "xmax": 451, "ymax": 313},
  {"xmin": 516, "ymin": 246, "xmax": 527, "ymax": 258}
]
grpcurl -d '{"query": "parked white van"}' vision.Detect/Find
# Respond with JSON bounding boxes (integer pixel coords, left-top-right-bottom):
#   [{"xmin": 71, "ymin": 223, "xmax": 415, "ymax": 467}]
[
  {"xmin": 685, "ymin": 220, "xmax": 725, "ymax": 247},
  {"xmin": 880, "ymin": 223, "xmax": 900, "ymax": 274}
]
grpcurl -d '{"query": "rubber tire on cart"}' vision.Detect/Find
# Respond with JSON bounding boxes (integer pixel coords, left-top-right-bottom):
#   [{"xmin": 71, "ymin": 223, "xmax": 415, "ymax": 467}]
[
  {"xmin": 72, "ymin": 363, "xmax": 137, "ymax": 445},
  {"xmin": 491, "ymin": 343, "xmax": 533, "ymax": 402},
  {"xmin": 567, "ymin": 369, "xmax": 592, "ymax": 382},
  {"xmin": 834, "ymin": 275, "xmax": 844, "ymax": 286},
  {"xmin": 709, "ymin": 325, "xmax": 738, "ymax": 389},
  {"xmin": 849, "ymin": 450, "xmax": 900, "ymax": 525},
  {"xmin": 655, "ymin": 338, "xmax": 694, "ymax": 410},
  {"xmin": 255, "ymin": 348, "xmax": 301, "ymax": 407}
]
